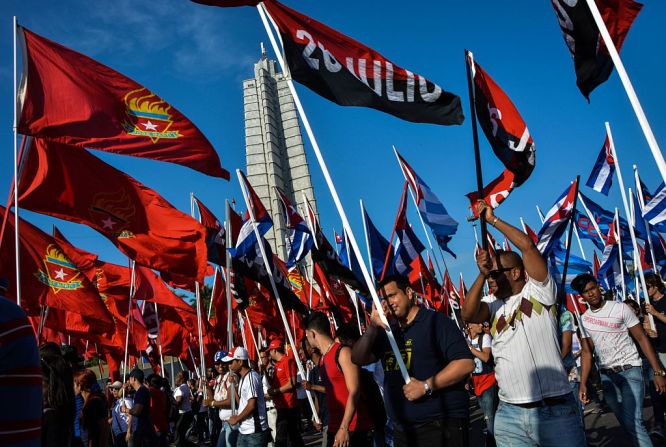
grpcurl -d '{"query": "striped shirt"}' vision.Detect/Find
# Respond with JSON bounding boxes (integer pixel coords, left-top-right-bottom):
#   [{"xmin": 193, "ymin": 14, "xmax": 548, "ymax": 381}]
[
  {"xmin": 488, "ymin": 275, "xmax": 571, "ymax": 404},
  {"xmin": 0, "ymin": 296, "xmax": 42, "ymax": 447}
]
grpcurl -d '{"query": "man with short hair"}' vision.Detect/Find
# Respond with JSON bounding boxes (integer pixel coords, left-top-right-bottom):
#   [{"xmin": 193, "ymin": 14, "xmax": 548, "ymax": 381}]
[
  {"xmin": 351, "ymin": 274, "xmax": 474, "ymax": 447},
  {"xmin": 173, "ymin": 371, "xmax": 196, "ymax": 447},
  {"xmin": 121, "ymin": 368, "xmax": 155, "ymax": 447},
  {"xmin": 265, "ymin": 338, "xmax": 304, "ymax": 447},
  {"xmin": 645, "ymin": 272, "xmax": 666, "ymax": 436},
  {"xmin": 572, "ymin": 272, "xmax": 666, "ymax": 447},
  {"xmin": 226, "ymin": 347, "xmax": 269, "ymax": 447},
  {"xmin": 461, "ymin": 202, "xmax": 587, "ymax": 446},
  {"xmin": 304, "ymin": 312, "xmax": 374, "ymax": 447}
]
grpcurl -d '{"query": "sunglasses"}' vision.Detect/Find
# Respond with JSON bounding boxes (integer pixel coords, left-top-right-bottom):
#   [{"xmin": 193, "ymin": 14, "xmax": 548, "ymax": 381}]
[{"xmin": 488, "ymin": 267, "xmax": 514, "ymax": 279}]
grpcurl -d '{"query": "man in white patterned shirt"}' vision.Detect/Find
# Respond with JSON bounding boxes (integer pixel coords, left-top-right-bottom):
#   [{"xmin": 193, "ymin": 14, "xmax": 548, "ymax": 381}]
[{"xmin": 462, "ymin": 201, "xmax": 586, "ymax": 446}]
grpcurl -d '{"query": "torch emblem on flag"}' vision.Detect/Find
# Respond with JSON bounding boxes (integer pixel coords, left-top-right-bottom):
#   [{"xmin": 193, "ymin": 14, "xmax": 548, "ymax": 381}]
[
  {"xmin": 122, "ymin": 88, "xmax": 183, "ymax": 143},
  {"xmin": 36, "ymin": 245, "xmax": 84, "ymax": 293},
  {"xmin": 89, "ymin": 190, "xmax": 136, "ymax": 239}
]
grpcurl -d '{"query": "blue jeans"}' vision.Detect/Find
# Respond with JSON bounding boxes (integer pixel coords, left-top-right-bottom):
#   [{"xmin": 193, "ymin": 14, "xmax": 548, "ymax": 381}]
[
  {"xmin": 477, "ymin": 384, "xmax": 499, "ymax": 437},
  {"xmin": 237, "ymin": 430, "xmax": 269, "ymax": 447},
  {"xmin": 601, "ymin": 366, "xmax": 653, "ymax": 447},
  {"xmin": 494, "ymin": 392, "xmax": 586, "ymax": 446},
  {"xmin": 216, "ymin": 421, "xmax": 239, "ymax": 447}
]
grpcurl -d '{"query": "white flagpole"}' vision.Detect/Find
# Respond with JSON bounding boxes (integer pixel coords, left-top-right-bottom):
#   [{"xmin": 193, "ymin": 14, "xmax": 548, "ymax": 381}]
[
  {"xmin": 208, "ymin": 267, "xmax": 218, "ymax": 321},
  {"xmin": 258, "ymin": 4, "xmax": 410, "ymax": 383},
  {"xmin": 342, "ymin": 229, "xmax": 364, "ymax": 335},
  {"xmin": 393, "ymin": 146, "xmax": 448, "ymax": 279},
  {"xmin": 633, "ymin": 165, "xmax": 659, "ymax": 272},
  {"xmin": 359, "ymin": 200, "xmax": 377, "ymax": 285},
  {"xmin": 225, "ymin": 200, "xmax": 234, "ymax": 351},
  {"xmin": 190, "ymin": 193, "xmax": 207, "ymax": 397},
  {"xmin": 577, "ymin": 193, "xmax": 606, "ymax": 247},
  {"xmin": 606, "ymin": 123, "xmax": 651, "ymax": 310},
  {"xmin": 584, "ymin": 0, "xmax": 666, "ymax": 185},
  {"xmin": 13, "ymin": 17, "xmax": 21, "ymax": 307},
  {"xmin": 573, "ymin": 225, "xmax": 587, "ymax": 261},
  {"xmin": 237, "ymin": 170, "xmax": 320, "ymax": 423},
  {"xmin": 614, "ymin": 208, "xmax": 627, "ymax": 301}
]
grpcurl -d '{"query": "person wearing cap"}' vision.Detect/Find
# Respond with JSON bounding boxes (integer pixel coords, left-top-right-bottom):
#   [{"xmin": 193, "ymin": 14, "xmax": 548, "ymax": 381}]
[
  {"xmin": 121, "ymin": 368, "xmax": 155, "ymax": 447},
  {"xmin": 205, "ymin": 350, "xmax": 239, "ymax": 447},
  {"xmin": 265, "ymin": 338, "xmax": 304, "ymax": 447},
  {"xmin": 225, "ymin": 347, "xmax": 269, "ymax": 446},
  {"xmin": 110, "ymin": 381, "xmax": 135, "ymax": 447}
]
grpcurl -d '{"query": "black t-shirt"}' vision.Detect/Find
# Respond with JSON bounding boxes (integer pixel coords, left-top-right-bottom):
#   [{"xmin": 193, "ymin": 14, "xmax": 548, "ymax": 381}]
[
  {"xmin": 372, "ymin": 307, "xmax": 473, "ymax": 428},
  {"xmin": 133, "ymin": 385, "xmax": 154, "ymax": 435},
  {"xmin": 652, "ymin": 297, "xmax": 666, "ymax": 353},
  {"xmin": 81, "ymin": 394, "xmax": 107, "ymax": 447}
]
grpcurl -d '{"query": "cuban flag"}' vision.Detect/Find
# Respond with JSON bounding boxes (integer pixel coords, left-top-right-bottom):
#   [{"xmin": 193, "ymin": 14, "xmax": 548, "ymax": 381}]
[
  {"xmin": 547, "ymin": 241, "xmax": 592, "ymax": 294},
  {"xmin": 597, "ymin": 216, "xmax": 623, "ymax": 295},
  {"xmin": 643, "ymin": 183, "xmax": 666, "ymax": 229},
  {"xmin": 275, "ymin": 188, "xmax": 313, "ymax": 268},
  {"xmin": 395, "ymin": 149, "xmax": 458, "ymax": 257},
  {"xmin": 536, "ymin": 181, "xmax": 577, "ymax": 256},
  {"xmin": 362, "ymin": 205, "xmax": 394, "ymax": 280},
  {"xmin": 392, "ymin": 188, "xmax": 426, "ymax": 276},
  {"xmin": 336, "ymin": 229, "xmax": 365, "ymax": 284},
  {"xmin": 585, "ymin": 133, "xmax": 615, "ymax": 196},
  {"xmin": 574, "ymin": 193, "xmax": 633, "ymax": 251},
  {"xmin": 231, "ymin": 171, "xmax": 273, "ymax": 258}
]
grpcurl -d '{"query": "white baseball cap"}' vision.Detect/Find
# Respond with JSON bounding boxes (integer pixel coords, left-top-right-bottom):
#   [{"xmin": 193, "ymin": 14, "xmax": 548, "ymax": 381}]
[{"xmin": 222, "ymin": 346, "xmax": 249, "ymax": 362}]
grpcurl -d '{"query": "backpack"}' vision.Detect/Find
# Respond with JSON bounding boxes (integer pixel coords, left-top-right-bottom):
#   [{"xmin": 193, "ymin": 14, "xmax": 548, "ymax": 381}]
[{"xmin": 334, "ymin": 345, "xmax": 387, "ymax": 430}]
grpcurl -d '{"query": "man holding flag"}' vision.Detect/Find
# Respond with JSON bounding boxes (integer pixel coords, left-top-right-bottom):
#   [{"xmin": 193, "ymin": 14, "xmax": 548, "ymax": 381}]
[{"xmin": 462, "ymin": 201, "xmax": 586, "ymax": 446}]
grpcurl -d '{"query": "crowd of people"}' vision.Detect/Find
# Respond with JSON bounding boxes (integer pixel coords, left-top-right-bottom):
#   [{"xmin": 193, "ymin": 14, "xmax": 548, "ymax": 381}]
[{"xmin": 5, "ymin": 203, "xmax": 666, "ymax": 447}]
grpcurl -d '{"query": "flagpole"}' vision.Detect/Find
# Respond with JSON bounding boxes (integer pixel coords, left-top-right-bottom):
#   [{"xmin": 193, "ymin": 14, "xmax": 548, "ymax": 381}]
[
  {"xmin": 392, "ymin": 145, "xmax": 448, "ymax": 280},
  {"xmin": 13, "ymin": 17, "xmax": 21, "ymax": 307},
  {"xmin": 123, "ymin": 260, "xmax": 136, "ymax": 384},
  {"xmin": 154, "ymin": 302, "xmax": 165, "ymax": 376},
  {"xmin": 259, "ymin": 5, "xmax": 410, "ymax": 384},
  {"xmin": 583, "ymin": 0, "xmax": 666, "ymax": 185},
  {"xmin": 208, "ymin": 267, "xmax": 218, "ymax": 321},
  {"xmin": 243, "ymin": 309, "xmax": 261, "ymax": 361},
  {"xmin": 633, "ymin": 165, "xmax": 659, "ymax": 273},
  {"xmin": 606, "ymin": 123, "xmax": 651, "ymax": 309},
  {"xmin": 237, "ymin": 170, "xmax": 321, "ymax": 423},
  {"xmin": 225, "ymin": 200, "xmax": 234, "ymax": 351},
  {"xmin": 379, "ymin": 182, "xmax": 408, "ymax": 282},
  {"xmin": 343, "ymin": 229, "xmax": 364, "ymax": 335},
  {"xmin": 614, "ymin": 208, "xmax": 628, "ymax": 301},
  {"xmin": 557, "ymin": 177, "xmax": 580, "ymax": 314},
  {"xmin": 464, "ymin": 50, "xmax": 488, "ymax": 250},
  {"xmin": 573, "ymin": 225, "xmax": 587, "ymax": 261},
  {"xmin": 298, "ymin": 199, "xmax": 316, "ymax": 310},
  {"xmin": 190, "ymin": 193, "xmax": 207, "ymax": 398},
  {"xmin": 359, "ymin": 200, "xmax": 376, "ymax": 285}
]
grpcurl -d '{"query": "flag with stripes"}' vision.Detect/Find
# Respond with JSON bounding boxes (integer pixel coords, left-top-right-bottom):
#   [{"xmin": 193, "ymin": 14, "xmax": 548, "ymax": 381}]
[
  {"xmin": 536, "ymin": 181, "xmax": 578, "ymax": 256},
  {"xmin": 395, "ymin": 149, "xmax": 458, "ymax": 257},
  {"xmin": 231, "ymin": 172, "xmax": 273, "ymax": 258},
  {"xmin": 275, "ymin": 188, "xmax": 313, "ymax": 268},
  {"xmin": 585, "ymin": 133, "xmax": 614, "ymax": 195},
  {"xmin": 392, "ymin": 188, "xmax": 426, "ymax": 276},
  {"xmin": 643, "ymin": 182, "xmax": 666, "ymax": 228}
]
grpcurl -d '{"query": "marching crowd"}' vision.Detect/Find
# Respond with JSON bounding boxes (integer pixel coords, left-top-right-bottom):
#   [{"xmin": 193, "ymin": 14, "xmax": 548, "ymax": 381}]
[{"xmin": 5, "ymin": 203, "xmax": 666, "ymax": 447}]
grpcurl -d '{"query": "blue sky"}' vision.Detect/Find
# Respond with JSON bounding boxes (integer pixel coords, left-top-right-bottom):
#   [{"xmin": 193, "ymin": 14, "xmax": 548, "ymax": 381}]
[{"xmin": 1, "ymin": 0, "xmax": 665, "ymax": 289}]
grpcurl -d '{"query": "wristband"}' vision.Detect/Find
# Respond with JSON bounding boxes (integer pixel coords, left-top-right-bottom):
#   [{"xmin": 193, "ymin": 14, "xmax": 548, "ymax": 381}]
[{"xmin": 491, "ymin": 216, "xmax": 499, "ymax": 227}]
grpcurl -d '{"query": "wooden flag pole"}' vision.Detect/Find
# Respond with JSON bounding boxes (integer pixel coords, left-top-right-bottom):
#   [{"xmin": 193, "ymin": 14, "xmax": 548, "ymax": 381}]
[
  {"xmin": 237, "ymin": 170, "xmax": 320, "ymax": 423},
  {"xmin": 465, "ymin": 50, "xmax": 488, "ymax": 251},
  {"xmin": 258, "ymin": 4, "xmax": 410, "ymax": 383},
  {"xmin": 584, "ymin": 0, "xmax": 666, "ymax": 185}
]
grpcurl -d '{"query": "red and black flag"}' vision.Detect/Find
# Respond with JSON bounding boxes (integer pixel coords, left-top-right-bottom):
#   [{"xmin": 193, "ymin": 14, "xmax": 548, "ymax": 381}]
[
  {"xmin": 466, "ymin": 54, "xmax": 535, "ymax": 214},
  {"xmin": 193, "ymin": 196, "xmax": 226, "ymax": 266},
  {"xmin": 18, "ymin": 138, "xmax": 208, "ymax": 284},
  {"xmin": 17, "ymin": 27, "xmax": 228, "ymax": 178},
  {"xmin": 262, "ymin": 0, "xmax": 463, "ymax": 125},
  {"xmin": 550, "ymin": 0, "xmax": 642, "ymax": 100}
]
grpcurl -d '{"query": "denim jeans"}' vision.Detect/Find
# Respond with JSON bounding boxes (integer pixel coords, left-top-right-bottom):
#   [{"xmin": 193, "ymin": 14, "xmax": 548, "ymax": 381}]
[
  {"xmin": 601, "ymin": 366, "xmax": 652, "ymax": 447},
  {"xmin": 237, "ymin": 430, "xmax": 269, "ymax": 447},
  {"xmin": 493, "ymin": 392, "xmax": 586, "ymax": 446},
  {"xmin": 477, "ymin": 384, "xmax": 499, "ymax": 437},
  {"xmin": 216, "ymin": 421, "xmax": 239, "ymax": 447}
]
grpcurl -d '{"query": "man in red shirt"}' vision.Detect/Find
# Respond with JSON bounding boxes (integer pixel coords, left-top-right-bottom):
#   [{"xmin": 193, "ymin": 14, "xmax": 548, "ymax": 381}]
[
  {"xmin": 265, "ymin": 338, "xmax": 304, "ymax": 447},
  {"xmin": 304, "ymin": 312, "xmax": 374, "ymax": 447}
]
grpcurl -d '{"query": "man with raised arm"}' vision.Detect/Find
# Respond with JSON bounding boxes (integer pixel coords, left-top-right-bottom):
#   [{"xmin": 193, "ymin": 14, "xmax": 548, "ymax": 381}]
[{"xmin": 461, "ymin": 201, "xmax": 586, "ymax": 446}]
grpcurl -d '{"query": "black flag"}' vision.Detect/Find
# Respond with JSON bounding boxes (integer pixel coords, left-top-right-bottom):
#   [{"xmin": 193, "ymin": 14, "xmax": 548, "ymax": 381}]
[{"xmin": 264, "ymin": 0, "xmax": 464, "ymax": 125}]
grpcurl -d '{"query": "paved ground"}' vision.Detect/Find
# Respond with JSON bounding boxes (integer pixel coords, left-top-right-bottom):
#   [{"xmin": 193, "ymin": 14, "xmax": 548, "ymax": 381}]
[{"xmin": 185, "ymin": 395, "xmax": 666, "ymax": 447}]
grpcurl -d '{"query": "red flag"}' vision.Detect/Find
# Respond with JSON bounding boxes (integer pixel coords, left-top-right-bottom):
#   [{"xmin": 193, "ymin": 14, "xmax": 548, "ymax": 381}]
[
  {"xmin": 134, "ymin": 266, "xmax": 197, "ymax": 317},
  {"xmin": 193, "ymin": 196, "xmax": 226, "ymax": 266},
  {"xmin": 458, "ymin": 273, "xmax": 467, "ymax": 308},
  {"xmin": 593, "ymin": 251, "xmax": 601, "ymax": 279},
  {"xmin": 17, "ymin": 27, "xmax": 228, "ymax": 179},
  {"xmin": 522, "ymin": 222, "xmax": 539, "ymax": 245},
  {"xmin": 19, "ymin": 138, "xmax": 208, "ymax": 284},
  {"xmin": 566, "ymin": 293, "xmax": 588, "ymax": 316},
  {"xmin": 408, "ymin": 255, "xmax": 441, "ymax": 307},
  {"xmin": 313, "ymin": 262, "xmax": 355, "ymax": 322},
  {"xmin": 0, "ymin": 206, "xmax": 114, "ymax": 332}
]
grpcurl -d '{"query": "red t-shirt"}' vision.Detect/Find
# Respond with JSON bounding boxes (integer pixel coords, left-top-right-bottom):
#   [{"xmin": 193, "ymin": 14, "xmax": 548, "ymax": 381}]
[
  {"xmin": 321, "ymin": 342, "xmax": 373, "ymax": 432},
  {"xmin": 271, "ymin": 355, "xmax": 298, "ymax": 409},
  {"xmin": 149, "ymin": 387, "xmax": 169, "ymax": 432}
]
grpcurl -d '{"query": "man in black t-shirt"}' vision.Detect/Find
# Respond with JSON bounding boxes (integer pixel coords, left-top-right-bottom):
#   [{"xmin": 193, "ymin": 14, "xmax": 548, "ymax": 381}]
[
  {"xmin": 645, "ymin": 272, "xmax": 666, "ymax": 436},
  {"xmin": 351, "ymin": 274, "xmax": 475, "ymax": 447},
  {"xmin": 122, "ymin": 368, "xmax": 155, "ymax": 447}
]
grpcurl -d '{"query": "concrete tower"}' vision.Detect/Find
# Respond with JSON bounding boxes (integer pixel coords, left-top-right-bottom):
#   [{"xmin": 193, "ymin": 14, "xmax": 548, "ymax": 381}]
[{"xmin": 243, "ymin": 46, "xmax": 318, "ymax": 260}]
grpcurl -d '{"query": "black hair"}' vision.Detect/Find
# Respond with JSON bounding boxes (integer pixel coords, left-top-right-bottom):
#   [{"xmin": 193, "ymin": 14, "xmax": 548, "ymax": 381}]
[
  {"xmin": 304, "ymin": 312, "xmax": 331, "ymax": 337},
  {"xmin": 40, "ymin": 344, "xmax": 75, "ymax": 441},
  {"xmin": 377, "ymin": 274, "xmax": 410, "ymax": 293},
  {"xmin": 495, "ymin": 250, "xmax": 525, "ymax": 271},
  {"xmin": 645, "ymin": 272, "xmax": 665, "ymax": 293},
  {"xmin": 336, "ymin": 321, "xmax": 361, "ymax": 347},
  {"xmin": 571, "ymin": 273, "xmax": 597, "ymax": 294},
  {"xmin": 129, "ymin": 368, "xmax": 145, "ymax": 383}
]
